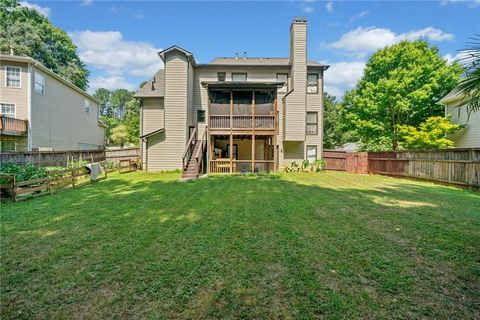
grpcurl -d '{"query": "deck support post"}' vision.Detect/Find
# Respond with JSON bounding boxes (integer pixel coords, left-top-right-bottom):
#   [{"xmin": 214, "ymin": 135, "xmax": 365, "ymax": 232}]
[
  {"xmin": 252, "ymin": 134, "xmax": 255, "ymax": 173},
  {"xmin": 229, "ymin": 90, "xmax": 233, "ymax": 173}
]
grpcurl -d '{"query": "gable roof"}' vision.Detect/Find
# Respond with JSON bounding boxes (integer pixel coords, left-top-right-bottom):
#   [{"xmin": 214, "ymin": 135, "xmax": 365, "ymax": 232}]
[
  {"xmin": 157, "ymin": 45, "xmax": 195, "ymax": 65},
  {"xmin": 440, "ymin": 89, "xmax": 468, "ymax": 105},
  {"xmin": 0, "ymin": 54, "xmax": 98, "ymax": 103},
  {"xmin": 134, "ymin": 69, "xmax": 164, "ymax": 98}
]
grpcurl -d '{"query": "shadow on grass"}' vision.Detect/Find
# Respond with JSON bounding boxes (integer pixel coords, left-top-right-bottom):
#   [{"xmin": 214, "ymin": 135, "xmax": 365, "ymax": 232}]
[{"xmin": 1, "ymin": 172, "xmax": 479, "ymax": 319}]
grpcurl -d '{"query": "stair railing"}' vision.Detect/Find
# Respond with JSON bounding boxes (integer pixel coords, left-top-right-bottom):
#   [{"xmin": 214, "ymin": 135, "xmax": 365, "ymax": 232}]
[
  {"xmin": 182, "ymin": 127, "xmax": 197, "ymax": 170},
  {"xmin": 194, "ymin": 127, "xmax": 207, "ymax": 177}
]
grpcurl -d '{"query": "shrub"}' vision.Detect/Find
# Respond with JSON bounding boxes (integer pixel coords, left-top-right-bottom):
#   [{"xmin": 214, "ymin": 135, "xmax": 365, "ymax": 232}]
[{"xmin": 0, "ymin": 162, "xmax": 46, "ymax": 182}]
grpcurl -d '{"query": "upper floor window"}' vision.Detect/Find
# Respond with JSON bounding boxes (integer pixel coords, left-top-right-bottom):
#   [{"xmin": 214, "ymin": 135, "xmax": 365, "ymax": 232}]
[
  {"xmin": 34, "ymin": 72, "xmax": 45, "ymax": 95},
  {"xmin": 307, "ymin": 74, "xmax": 318, "ymax": 94},
  {"xmin": 0, "ymin": 103, "xmax": 15, "ymax": 118},
  {"xmin": 84, "ymin": 99, "xmax": 90, "ymax": 113},
  {"xmin": 197, "ymin": 110, "xmax": 206, "ymax": 122},
  {"xmin": 306, "ymin": 112, "xmax": 318, "ymax": 135},
  {"xmin": 217, "ymin": 72, "xmax": 226, "ymax": 82},
  {"xmin": 277, "ymin": 73, "xmax": 288, "ymax": 93},
  {"xmin": 5, "ymin": 66, "xmax": 21, "ymax": 88},
  {"xmin": 306, "ymin": 145, "xmax": 317, "ymax": 163},
  {"xmin": 232, "ymin": 73, "xmax": 247, "ymax": 82}
]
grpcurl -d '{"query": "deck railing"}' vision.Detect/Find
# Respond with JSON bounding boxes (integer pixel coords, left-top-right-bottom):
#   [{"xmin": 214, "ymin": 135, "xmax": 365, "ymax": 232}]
[
  {"xmin": 0, "ymin": 115, "xmax": 28, "ymax": 135},
  {"xmin": 210, "ymin": 115, "xmax": 275, "ymax": 130},
  {"xmin": 209, "ymin": 160, "xmax": 274, "ymax": 174}
]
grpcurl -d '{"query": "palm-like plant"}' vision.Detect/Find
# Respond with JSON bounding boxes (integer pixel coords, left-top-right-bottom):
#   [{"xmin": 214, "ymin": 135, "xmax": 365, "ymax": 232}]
[{"xmin": 457, "ymin": 35, "xmax": 480, "ymax": 115}]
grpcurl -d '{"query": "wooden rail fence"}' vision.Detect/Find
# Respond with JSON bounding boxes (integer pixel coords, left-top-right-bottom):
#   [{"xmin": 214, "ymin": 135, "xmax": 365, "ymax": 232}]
[{"xmin": 0, "ymin": 148, "xmax": 140, "ymax": 167}]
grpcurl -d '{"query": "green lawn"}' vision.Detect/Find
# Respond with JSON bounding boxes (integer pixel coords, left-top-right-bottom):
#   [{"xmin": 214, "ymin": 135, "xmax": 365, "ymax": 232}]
[{"xmin": 1, "ymin": 171, "xmax": 479, "ymax": 319}]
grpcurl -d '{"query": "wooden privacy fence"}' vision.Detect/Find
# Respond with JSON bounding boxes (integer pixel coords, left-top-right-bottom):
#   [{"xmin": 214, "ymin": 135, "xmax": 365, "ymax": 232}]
[
  {"xmin": 323, "ymin": 148, "xmax": 480, "ymax": 189},
  {"xmin": 0, "ymin": 163, "xmax": 108, "ymax": 202},
  {"xmin": 105, "ymin": 148, "xmax": 140, "ymax": 164},
  {"xmin": 0, "ymin": 149, "xmax": 105, "ymax": 167},
  {"xmin": 367, "ymin": 148, "xmax": 480, "ymax": 189}
]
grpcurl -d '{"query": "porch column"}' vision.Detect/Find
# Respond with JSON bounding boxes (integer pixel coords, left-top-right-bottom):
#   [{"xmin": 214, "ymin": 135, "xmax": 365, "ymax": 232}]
[
  {"xmin": 230, "ymin": 90, "xmax": 233, "ymax": 174},
  {"xmin": 251, "ymin": 134, "xmax": 255, "ymax": 173}
]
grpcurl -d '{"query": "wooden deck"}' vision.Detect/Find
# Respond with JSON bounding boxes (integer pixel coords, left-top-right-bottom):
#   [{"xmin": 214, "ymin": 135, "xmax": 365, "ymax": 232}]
[{"xmin": 0, "ymin": 116, "xmax": 28, "ymax": 136}]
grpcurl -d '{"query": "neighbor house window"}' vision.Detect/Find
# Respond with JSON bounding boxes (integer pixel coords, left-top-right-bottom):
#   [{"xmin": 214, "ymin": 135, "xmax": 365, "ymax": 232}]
[
  {"xmin": 232, "ymin": 73, "xmax": 247, "ymax": 82},
  {"xmin": 306, "ymin": 112, "xmax": 318, "ymax": 135},
  {"xmin": 84, "ymin": 99, "xmax": 90, "ymax": 113},
  {"xmin": 277, "ymin": 73, "xmax": 288, "ymax": 93},
  {"xmin": 307, "ymin": 74, "xmax": 318, "ymax": 94},
  {"xmin": 306, "ymin": 145, "xmax": 317, "ymax": 163},
  {"xmin": 5, "ymin": 66, "xmax": 21, "ymax": 88},
  {"xmin": 197, "ymin": 110, "xmax": 206, "ymax": 122},
  {"xmin": 217, "ymin": 72, "xmax": 226, "ymax": 82},
  {"xmin": 0, "ymin": 141, "xmax": 16, "ymax": 152},
  {"xmin": 0, "ymin": 103, "xmax": 15, "ymax": 117},
  {"xmin": 34, "ymin": 72, "xmax": 45, "ymax": 94}
]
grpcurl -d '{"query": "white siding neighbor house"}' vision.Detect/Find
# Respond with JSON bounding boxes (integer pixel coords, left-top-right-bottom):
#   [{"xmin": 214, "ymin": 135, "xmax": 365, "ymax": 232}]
[
  {"xmin": 0, "ymin": 54, "xmax": 106, "ymax": 152},
  {"xmin": 441, "ymin": 90, "xmax": 480, "ymax": 148},
  {"xmin": 136, "ymin": 17, "xmax": 329, "ymax": 178}
]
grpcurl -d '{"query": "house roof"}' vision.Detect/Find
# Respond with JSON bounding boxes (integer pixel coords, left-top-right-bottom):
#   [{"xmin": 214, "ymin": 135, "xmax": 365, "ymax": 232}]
[
  {"xmin": 0, "ymin": 54, "xmax": 98, "ymax": 103},
  {"xmin": 157, "ymin": 45, "xmax": 195, "ymax": 65},
  {"xmin": 135, "ymin": 69, "xmax": 165, "ymax": 98},
  {"xmin": 440, "ymin": 89, "xmax": 468, "ymax": 105},
  {"xmin": 140, "ymin": 128, "xmax": 165, "ymax": 139},
  {"xmin": 198, "ymin": 57, "xmax": 328, "ymax": 68}
]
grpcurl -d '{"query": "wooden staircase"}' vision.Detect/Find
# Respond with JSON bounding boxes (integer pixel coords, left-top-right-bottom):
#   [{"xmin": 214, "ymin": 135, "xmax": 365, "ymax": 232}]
[{"xmin": 181, "ymin": 127, "xmax": 207, "ymax": 180}]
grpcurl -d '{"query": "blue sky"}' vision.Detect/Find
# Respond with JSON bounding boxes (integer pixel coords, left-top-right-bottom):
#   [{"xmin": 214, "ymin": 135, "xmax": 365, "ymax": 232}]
[{"xmin": 21, "ymin": 0, "xmax": 480, "ymax": 96}]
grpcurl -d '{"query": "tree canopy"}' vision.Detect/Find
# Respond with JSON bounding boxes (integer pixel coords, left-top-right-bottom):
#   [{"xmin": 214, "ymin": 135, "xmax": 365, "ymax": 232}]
[
  {"xmin": 0, "ymin": 0, "xmax": 89, "ymax": 90},
  {"xmin": 341, "ymin": 40, "xmax": 462, "ymax": 151}
]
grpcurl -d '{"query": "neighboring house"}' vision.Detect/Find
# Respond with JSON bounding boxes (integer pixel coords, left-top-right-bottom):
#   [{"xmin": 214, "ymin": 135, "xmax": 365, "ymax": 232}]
[
  {"xmin": 441, "ymin": 90, "xmax": 480, "ymax": 148},
  {"xmin": 136, "ymin": 17, "xmax": 329, "ymax": 178},
  {"xmin": 0, "ymin": 54, "xmax": 106, "ymax": 152}
]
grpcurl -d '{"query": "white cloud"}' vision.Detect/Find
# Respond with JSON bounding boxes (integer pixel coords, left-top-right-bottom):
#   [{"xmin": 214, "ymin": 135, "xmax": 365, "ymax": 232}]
[
  {"xmin": 323, "ymin": 60, "xmax": 366, "ymax": 97},
  {"xmin": 444, "ymin": 52, "xmax": 470, "ymax": 65},
  {"xmin": 19, "ymin": 1, "xmax": 50, "ymax": 17},
  {"xmin": 80, "ymin": 0, "xmax": 93, "ymax": 6},
  {"xmin": 302, "ymin": 5, "xmax": 315, "ymax": 13},
  {"xmin": 88, "ymin": 76, "xmax": 136, "ymax": 93},
  {"xmin": 326, "ymin": 1, "xmax": 333, "ymax": 13},
  {"xmin": 329, "ymin": 26, "xmax": 454, "ymax": 56},
  {"xmin": 70, "ymin": 30, "xmax": 162, "ymax": 79},
  {"xmin": 350, "ymin": 10, "xmax": 369, "ymax": 22},
  {"xmin": 441, "ymin": 0, "xmax": 480, "ymax": 7}
]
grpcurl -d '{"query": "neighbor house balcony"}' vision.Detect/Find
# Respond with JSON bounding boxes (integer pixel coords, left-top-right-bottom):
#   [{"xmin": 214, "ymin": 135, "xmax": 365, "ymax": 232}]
[{"xmin": 0, "ymin": 115, "xmax": 28, "ymax": 136}]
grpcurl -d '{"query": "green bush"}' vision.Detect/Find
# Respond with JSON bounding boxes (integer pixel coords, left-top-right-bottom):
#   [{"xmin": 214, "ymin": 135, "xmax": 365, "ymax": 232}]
[
  {"xmin": 0, "ymin": 162, "xmax": 46, "ymax": 182},
  {"xmin": 104, "ymin": 161, "xmax": 117, "ymax": 170}
]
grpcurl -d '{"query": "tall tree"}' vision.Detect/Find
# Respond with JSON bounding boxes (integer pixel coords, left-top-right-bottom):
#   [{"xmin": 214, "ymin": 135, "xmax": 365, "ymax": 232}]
[
  {"xmin": 93, "ymin": 88, "xmax": 112, "ymax": 117},
  {"xmin": 323, "ymin": 93, "xmax": 349, "ymax": 149},
  {"xmin": 123, "ymin": 99, "xmax": 140, "ymax": 145},
  {"xmin": 342, "ymin": 40, "xmax": 462, "ymax": 151},
  {"xmin": 0, "ymin": 0, "xmax": 89, "ymax": 89},
  {"xmin": 110, "ymin": 89, "xmax": 133, "ymax": 121}
]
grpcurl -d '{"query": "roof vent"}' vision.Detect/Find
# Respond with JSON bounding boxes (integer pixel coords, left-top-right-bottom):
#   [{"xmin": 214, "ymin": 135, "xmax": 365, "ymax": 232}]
[
  {"xmin": 235, "ymin": 52, "xmax": 239, "ymax": 60},
  {"xmin": 9, "ymin": 45, "xmax": 15, "ymax": 56},
  {"xmin": 151, "ymin": 77, "xmax": 156, "ymax": 91},
  {"xmin": 243, "ymin": 51, "xmax": 247, "ymax": 60}
]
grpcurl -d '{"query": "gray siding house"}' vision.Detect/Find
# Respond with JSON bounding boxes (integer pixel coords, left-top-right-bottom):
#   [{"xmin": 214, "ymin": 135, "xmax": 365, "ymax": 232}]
[
  {"xmin": 0, "ymin": 54, "xmax": 106, "ymax": 152},
  {"xmin": 136, "ymin": 18, "xmax": 328, "ymax": 177}
]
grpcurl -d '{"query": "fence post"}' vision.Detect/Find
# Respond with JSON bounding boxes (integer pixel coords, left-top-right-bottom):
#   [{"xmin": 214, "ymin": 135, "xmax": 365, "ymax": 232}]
[
  {"xmin": 12, "ymin": 175, "xmax": 17, "ymax": 202},
  {"xmin": 72, "ymin": 170, "xmax": 76, "ymax": 188}
]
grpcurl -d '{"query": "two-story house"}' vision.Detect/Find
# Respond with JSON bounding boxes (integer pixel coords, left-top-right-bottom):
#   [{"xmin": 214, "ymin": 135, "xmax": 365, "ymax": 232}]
[
  {"xmin": 0, "ymin": 53, "xmax": 106, "ymax": 152},
  {"xmin": 136, "ymin": 17, "xmax": 328, "ymax": 178}
]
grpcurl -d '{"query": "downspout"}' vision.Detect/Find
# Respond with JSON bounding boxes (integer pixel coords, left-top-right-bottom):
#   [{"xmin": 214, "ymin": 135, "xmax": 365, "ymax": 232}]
[{"xmin": 27, "ymin": 63, "xmax": 32, "ymax": 151}]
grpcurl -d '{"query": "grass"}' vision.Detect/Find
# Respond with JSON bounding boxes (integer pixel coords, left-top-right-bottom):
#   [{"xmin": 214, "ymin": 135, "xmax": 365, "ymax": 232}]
[{"xmin": 1, "ymin": 171, "xmax": 479, "ymax": 319}]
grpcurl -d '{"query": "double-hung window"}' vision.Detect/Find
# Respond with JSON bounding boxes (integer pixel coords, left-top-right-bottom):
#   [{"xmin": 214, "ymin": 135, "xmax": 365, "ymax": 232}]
[
  {"xmin": 197, "ymin": 110, "xmax": 206, "ymax": 122},
  {"xmin": 306, "ymin": 145, "xmax": 317, "ymax": 163},
  {"xmin": 307, "ymin": 74, "xmax": 318, "ymax": 94},
  {"xmin": 34, "ymin": 72, "xmax": 45, "ymax": 94},
  {"xmin": 232, "ymin": 73, "xmax": 247, "ymax": 82},
  {"xmin": 277, "ymin": 73, "xmax": 288, "ymax": 93},
  {"xmin": 306, "ymin": 112, "xmax": 318, "ymax": 135},
  {"xmin": 5, "ymin": 66, "xmax": 21, "ymax": 88},
  {"xmin": 84, "ymin": 99, "xmax": 90, "ymax": 113},
  {"xmin": 0, "ymin": 103, "xmax": 15, "ymax": 118}
]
